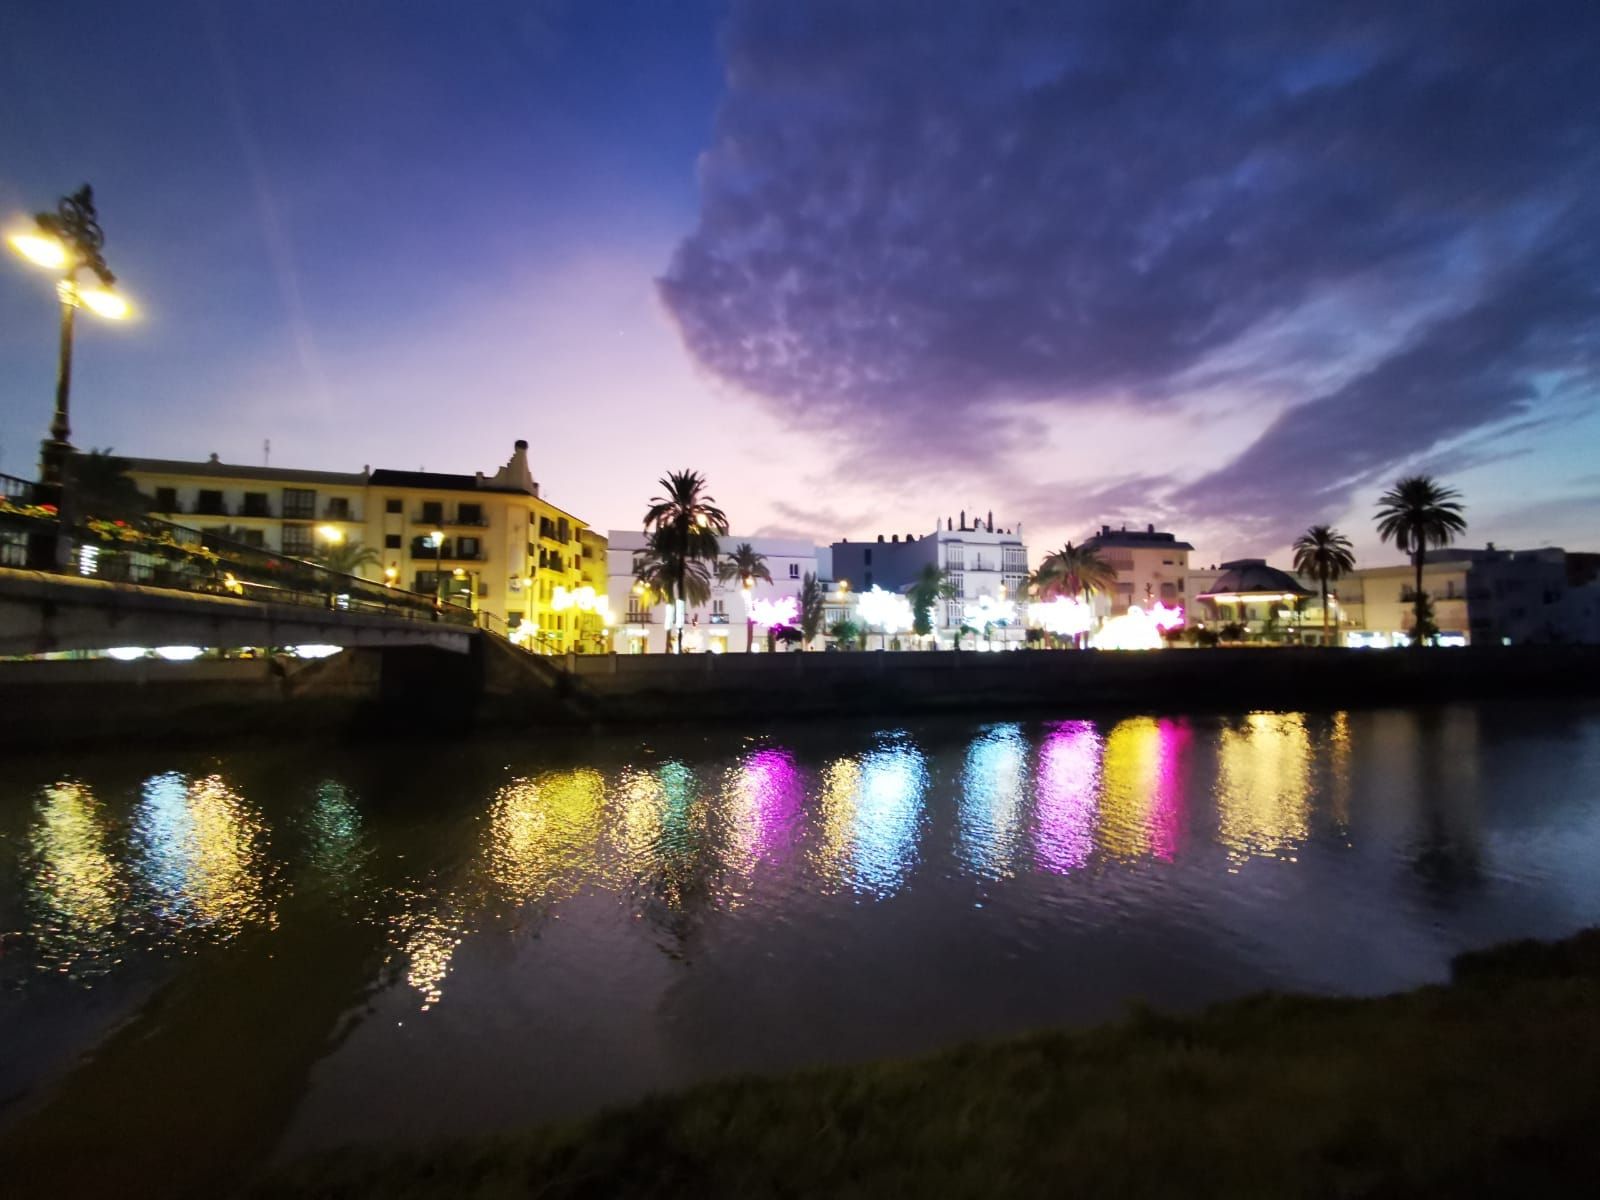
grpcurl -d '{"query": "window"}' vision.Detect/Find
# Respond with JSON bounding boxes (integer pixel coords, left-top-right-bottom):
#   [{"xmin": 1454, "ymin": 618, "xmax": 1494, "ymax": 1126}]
[
  {"xmin": 713, "ymin": 599, "xmax": 726, "ymax": 614},
  {"xmin": 196, "ymin": 489, "xmax": 225, "ymax": 516},
  {"xmin": 153, "ymin": 487, "xmax": 177, "ymax": 512},
  {"xmin": 414, "ymin": 570, "xmax": 440, "ymax": 594},
  {"xmin": 326, "ymin": 496, "xmax": 351, "ymax": 520},
  {"xmin": 948, "ymin": 571, "xmax": 964, "ymax": 596},
  {"xmin": 458, "ymin": 502, "xmax": 483, "ymax": 525},
  {"xmin": 865, "ymin": 570, "xmax": 873, "ymax": 588},
  {"xmin": 557, "ymin": 517, "xmax": 570, "ymax": 542},
  {"xmin": 457, "ymin": 536, "xmax": 481, "ymax": 559},
  {"xmin": 282, "ymin": 488, "xmax": 316, "ymax": 519},
  {"xmin": 864, "ymin": 548, "xmax": 873, "ymax": 565},
  {"xmin": 1160, "ymin": 582, "xmax": 1179, "ymax": 603},
  {"xmin": 384, "ymin": 534, "xmax": 401, "ymax": 550},
  {"xmin": 242, "ymin": 492, "xmax": 270, "ymax": 517},
  {"xmin": 281, "ymin": 524, "xmax": 313, "ymax": 556},
  {"xmin": 789, "ymin": 562, "xmax": 800, "ymax": 579},
  {"xmin": 946, "ymin": 545, "xmax": 964, "ymax": 569},
  {"xmin": 385, "ymin": 498, "xmax": 402, "ymax": 514},
  {"xmin": 420, "ymin": 500, "xmax": 443, "ymax": 524},
  {"xmin": 412, "ymin": 535, "xmax": 443, "ymax": 556}
]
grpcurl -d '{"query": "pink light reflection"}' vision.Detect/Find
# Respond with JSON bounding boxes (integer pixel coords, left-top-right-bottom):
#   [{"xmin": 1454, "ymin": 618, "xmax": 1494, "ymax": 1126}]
[
  {"xmin": 1034, "ymin": 721, "xmax": 1101, "ymax": 874},
  {"xmin": 1147, "ymin": 719, "xmax": 1192, "ymax": 862},
  {"xmin": 736, "ymin": 748, "xmax": 804, "ymax": 867}
]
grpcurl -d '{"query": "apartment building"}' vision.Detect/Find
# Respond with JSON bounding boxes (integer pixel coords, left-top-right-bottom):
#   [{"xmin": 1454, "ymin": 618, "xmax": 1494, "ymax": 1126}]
[
  {"xmin": 126, "ymin": 440, "xmax": 601, "ymax": 652},
  {"xmin": 1082, "ymin": 524, "xmax": 1194, "ymax": 615}
]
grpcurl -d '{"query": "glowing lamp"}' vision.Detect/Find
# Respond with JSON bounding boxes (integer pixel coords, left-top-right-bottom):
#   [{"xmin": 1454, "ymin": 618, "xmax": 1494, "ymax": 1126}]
[
  {"xmin": 77, "ymin": 286, "xmax": 130, "ymax": 320},
  {"xmin": 7, "ymin": 232, "xmax": 67, "ymax": 269}
]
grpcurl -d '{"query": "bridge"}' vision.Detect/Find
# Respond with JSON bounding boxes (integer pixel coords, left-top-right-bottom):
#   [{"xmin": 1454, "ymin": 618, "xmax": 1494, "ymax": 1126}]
[{"xmin": 0, "ymin": 471, "xmax": 479, "ymax": 657}]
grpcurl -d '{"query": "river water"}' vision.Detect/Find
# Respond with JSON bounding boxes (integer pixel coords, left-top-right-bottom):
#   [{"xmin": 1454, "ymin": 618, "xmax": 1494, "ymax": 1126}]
[{"xmin": 3, "ymin": 702, "xmax": 1600, "ymax": 1169}]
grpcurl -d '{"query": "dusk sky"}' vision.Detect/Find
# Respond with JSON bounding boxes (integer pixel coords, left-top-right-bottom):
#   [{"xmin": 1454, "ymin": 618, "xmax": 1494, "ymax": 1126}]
[{"xmin": 3, "ymin": 1, "xmax": 1597, "ymax": 568}]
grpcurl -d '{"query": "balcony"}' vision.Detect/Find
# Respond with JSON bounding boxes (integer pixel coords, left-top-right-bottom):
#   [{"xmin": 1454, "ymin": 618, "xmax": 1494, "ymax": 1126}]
[
  {"xmin": 709, "ymin": 614, "xmax": 730, "ymax": 625},
  {"xmin": 624, "ymin": 612, "xmax": 655, "ymax": 624}
]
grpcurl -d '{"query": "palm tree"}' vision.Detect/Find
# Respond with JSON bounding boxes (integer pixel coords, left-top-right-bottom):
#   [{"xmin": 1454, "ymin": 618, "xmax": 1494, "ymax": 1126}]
[
  {"xmin": 718, "ymin": 542, "xmax": 773, "ymax": 652},
  {"xmin": 799, "ymin": 572, "xmax": 826, "ymax": 649},
  {"xmin": 633, "ymin": 530, "xmax": 713, "ymax": 637},
  {"xmin": 1032, "ymin": 541, "xmax": 1118, "ymax": 602},
  {"xmin": 909, "ymin": 564, "xmax": 958, "ymax": 643},
  {"xmin": 1291, "ymin": 525, "xmax": 1356, "ymax": 645},
  {"xmin": 1376, "ymin": 475, "xmax": 1467, "ymax": 647},
  {"xmin": 643, "ymin": 470, "xmax": 729, "ymax": 652},
  {"xmin": 315, "ymin": 539, "xmax": 381, "ymax": 578}
]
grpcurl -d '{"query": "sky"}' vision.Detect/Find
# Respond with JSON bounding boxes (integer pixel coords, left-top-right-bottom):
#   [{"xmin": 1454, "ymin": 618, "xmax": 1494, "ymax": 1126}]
[{"xmin": 2, "ymin": 0, "xmax": 1597, "ymax": 569}]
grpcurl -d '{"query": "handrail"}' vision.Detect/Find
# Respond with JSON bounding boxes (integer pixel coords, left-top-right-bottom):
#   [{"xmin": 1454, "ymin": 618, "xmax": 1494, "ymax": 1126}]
[{"xmin": 0, "ymin": 470, "xmax": 474, "ymax": 626}]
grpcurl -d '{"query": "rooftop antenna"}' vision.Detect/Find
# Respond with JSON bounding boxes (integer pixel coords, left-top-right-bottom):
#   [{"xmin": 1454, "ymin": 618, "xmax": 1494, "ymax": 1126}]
[{"xmin": 263, "ymin": 438, "xmax": 270, "ymax": 467}]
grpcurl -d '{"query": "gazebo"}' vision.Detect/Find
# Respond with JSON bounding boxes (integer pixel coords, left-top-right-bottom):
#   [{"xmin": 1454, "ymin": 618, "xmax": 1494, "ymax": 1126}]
[{"xmin": 1196, "ymin": 559, "xmax": 1313, "ymax": 642}]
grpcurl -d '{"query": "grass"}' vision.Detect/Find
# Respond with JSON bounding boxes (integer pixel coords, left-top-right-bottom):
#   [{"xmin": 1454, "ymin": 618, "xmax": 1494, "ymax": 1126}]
[{"xmin": 251, "ymin": 930, "xmax": 1600, "ymax": 1199}]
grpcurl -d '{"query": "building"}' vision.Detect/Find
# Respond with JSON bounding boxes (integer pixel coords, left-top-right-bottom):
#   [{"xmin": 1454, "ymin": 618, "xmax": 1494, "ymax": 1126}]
[
  {"xmin": 1082, "ymin": 524, "xmax": 1194, "ymax": 616},
  {"xmin": 125, "ymin": 440, "xmax": 603, "ymax": 652},
  {"xmin": 606, "ymin": 531, "xmax": 820, "ymax": 653},
  {"xmin": 1335, "ymin": 545, "xmax": 1600, "ymax": 647},
  {"xmin": 1196, "ymin": 559, "xmax": 1314, "ymax": 641},
  {"xmin": 830, "ymin": 511, "xmax": 1029, "ymax": 647}
]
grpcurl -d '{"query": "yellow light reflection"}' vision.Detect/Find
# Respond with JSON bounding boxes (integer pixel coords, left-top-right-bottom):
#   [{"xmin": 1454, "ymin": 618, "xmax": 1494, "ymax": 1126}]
[
  {"xmin": 1098, "ymin": 718, "xmax": 1162, "ymax": 861},
  {"xmin": 135, "ymin": 772, "xmax": 276, "ymax": 936},
  {"xmin": 28, "ymin": 781, "xmax": 125, "ymax": 968},
  {"xmin": 1216, "ymin": 713, "xmax": 1312, "ymax": 868},
  {"xmin": 487, "ymin": 768, "xmax": 606, "ymax": 902},
  {"xmin": 810, "ymin": 741, "xmax": 927, "ymax": 897}
]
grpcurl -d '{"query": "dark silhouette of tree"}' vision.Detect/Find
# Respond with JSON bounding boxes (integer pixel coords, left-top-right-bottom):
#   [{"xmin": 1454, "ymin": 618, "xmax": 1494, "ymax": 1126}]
[
  {"xmin": 1376, "ymin": 476, "xmax": 1467, "ymax": 647},
  {"xmin": 643, "ymin": 471, "xmax": 728, "ymax": 652},
  {"xmin": 1292, "ymin": 525, "xmax": 1356, "ymax": 645},
  {"xmin": 717, "ymin": 541, "xmax": 772, "ymax": 652}
]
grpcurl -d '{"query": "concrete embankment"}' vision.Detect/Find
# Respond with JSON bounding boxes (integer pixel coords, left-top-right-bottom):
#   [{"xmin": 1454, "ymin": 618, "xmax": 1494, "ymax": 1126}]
[{"xmin": 3, "ymin": 642, "xmax": 1598, "ymax": 749}]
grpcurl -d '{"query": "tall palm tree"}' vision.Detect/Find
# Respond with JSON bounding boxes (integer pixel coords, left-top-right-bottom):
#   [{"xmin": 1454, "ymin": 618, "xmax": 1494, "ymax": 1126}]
[
  {"xmin": 1376, "ymin": 475, "xmax": 1467, "ymax": 647},
  {"xmin": 643, "ymin": 470, "xmax": 729, "ymax": 652},
  {"xmin": 1032, "ymin": 541, "xmax": 1118, "ymax": 602},
  {"xmin": 1291, "ymin": 525, "xmax": 1356, "ymax": 645},
  {"xmin": 315, "ymin": 539, "xmax": 381, "ymax": 578},
  {"xmin": 909, "ymin": 564, "xmax": 958, "ymax": 642},
  {"xmin": 718, "ymin": 542, "xmax": 773, "ymax": 652},
  {"xmin": 634, "ymin": 530, "xmax": 713, "ymax": 616}
]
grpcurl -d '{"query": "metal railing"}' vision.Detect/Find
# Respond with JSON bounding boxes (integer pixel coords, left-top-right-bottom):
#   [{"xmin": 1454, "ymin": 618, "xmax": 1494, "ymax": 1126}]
[{"xmin": 0, "ymin": 472, "xmax": 474, "ymax": 627}]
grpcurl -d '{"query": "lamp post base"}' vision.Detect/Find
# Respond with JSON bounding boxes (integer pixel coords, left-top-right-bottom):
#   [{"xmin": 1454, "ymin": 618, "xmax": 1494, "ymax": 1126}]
[{"xmin": 38, "ymin": 436, "xmax": 73, "ymax": 488}]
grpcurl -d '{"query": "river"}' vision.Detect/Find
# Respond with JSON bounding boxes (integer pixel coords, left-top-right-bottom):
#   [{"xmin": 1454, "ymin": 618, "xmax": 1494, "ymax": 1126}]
[{"xmin": 3, "ymin": 701, "xmax": 1600, "ymax": 1184}]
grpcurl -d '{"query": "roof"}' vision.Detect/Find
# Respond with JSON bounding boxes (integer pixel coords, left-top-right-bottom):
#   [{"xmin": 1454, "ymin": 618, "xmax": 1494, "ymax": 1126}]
[
  {"xmin": 1199, "ymin": 558, "xmax": 1312, "ymax": 598},
  {"xmin": 1084, "ymin": 526, "xmax": 1195, "ymax": 551},
  {"xmin": 125, "ymin": 456, "xmax": 368, "ymax": 487},
  {"xmin": 367, "ymin": 468, "xmax": 530, "ymax": 495}
]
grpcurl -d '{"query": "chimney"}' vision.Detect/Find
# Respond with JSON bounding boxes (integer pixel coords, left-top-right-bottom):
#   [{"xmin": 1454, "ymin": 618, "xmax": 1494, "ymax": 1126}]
[
  {"xmin": 487, "ymin": 439, "xmax": 537, "ymax": 494},
  {"xmin": 877, "ymin": 533, "xmax": 885, "ymax": 543},
  {"xmin": 1147, "ymin": 523, "xmax": 1155, "ymax": 533},
  {"xmin": 959, "ymin": 509, "xmax": 966, "ymax": 530},
  {"xmin": 891, "ymin": 534, "xmax": 899, "ymax": 543},
  {"xmin": 987, "ymin": 509, "xmax": 994, "ymax": 532},
  {"xmin": 1101, "ymin": 525, "xmax": 1110, "ymax": 536}
]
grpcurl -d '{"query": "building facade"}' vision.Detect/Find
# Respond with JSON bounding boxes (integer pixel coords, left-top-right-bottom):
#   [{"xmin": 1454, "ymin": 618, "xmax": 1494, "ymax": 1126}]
[
  {"xmin": 1082, "ymin": 524, "xmax": 1194, "ymax": 616},
  {"xmin": 606, "ymin": 531, "xmax": 820, "ymax": 653},
  {"xmin": 126, "ymin": 440, "xmax": 602, "ymax": 652}
]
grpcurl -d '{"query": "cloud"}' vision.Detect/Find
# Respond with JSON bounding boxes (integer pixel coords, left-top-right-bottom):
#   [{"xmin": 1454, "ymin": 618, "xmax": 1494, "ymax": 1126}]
[{"xmin": 661, "ymin": 0, "xmax": 1600, "ymax": 539}]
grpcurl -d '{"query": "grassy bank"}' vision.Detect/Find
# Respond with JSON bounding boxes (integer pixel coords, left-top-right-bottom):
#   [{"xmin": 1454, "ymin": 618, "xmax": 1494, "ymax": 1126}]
[{"xmin": 256, "ymin": 931, "xmax": 1600, "ymax": 1199}]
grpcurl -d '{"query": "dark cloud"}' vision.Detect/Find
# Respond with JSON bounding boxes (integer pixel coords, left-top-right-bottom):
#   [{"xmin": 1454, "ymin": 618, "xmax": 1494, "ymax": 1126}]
[{"xmin": 661, "ymin": 0, "xmax": 1600, "ymax": 536}]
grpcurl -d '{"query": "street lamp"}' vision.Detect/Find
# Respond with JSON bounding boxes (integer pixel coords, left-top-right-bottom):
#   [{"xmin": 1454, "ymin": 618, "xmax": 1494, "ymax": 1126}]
[
  {"xmin": 6, "ymin": 186, "xmax": 131, "ymax": 487},
  {"xmin": 316, "ymin": 523, "xmax": 344, "ymax": 545}
]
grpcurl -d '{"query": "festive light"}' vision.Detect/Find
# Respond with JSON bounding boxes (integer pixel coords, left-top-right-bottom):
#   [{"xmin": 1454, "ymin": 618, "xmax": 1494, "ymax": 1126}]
[
  {"xmin": 749, "ymin": 595, "xmax": 799, "ymax": 628},
  {"xmin": 1030, "ymin": 596, "xmax": 1093, "ymax": 638},
  {"xmin": 963, "ymin": 594, "xmax": 1017, "ymax": 626},
  {"xmin": 856, "ymin": 585, "xmax": 914, "ymax": 633},
  {"xmin": 1090, "ymin": 605, "xmax": 1170, "ymax": 650},
  {"xmin": 1149, "ymin": 601, "xmax": 1185, "ymax": 631}
]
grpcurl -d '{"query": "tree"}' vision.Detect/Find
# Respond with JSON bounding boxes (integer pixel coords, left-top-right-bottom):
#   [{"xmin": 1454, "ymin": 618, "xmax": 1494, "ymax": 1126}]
[
  {"xmin": 1031, "ymin": 541, "xmax": 1118, "ymax": 603},
  {"xmin": 799, "ymin": 572, "xmax": 826, "ymax": 649},
  {"xmin": 67, "ymin": 448, "xmax": 148, "ymax": 519},
  {"xmin": 774, "ymin": 626, "xmax": 804, "ymax": 652},
  {"xmin": 717, "ymin": 542, "xmax": 773, "ymax": 653},
  {"xmin": 633, "ymin": 529, "xmax": 713, "ymax": 639},
  {"xmin": 828, "ymin": 618, "xmax": 861, "ymax": 650},
  {"xmin": 1376, "ymin": 475, "xmax": 1467, "ymax": 648},
  {"xmin": 909, "ymin": 564, "xmax": 957, "ymax": 641},
  {"xmin": 315, "ymin": 539, "xmax": 381, "ymax": 578},
  {"xmin": 1292, "ymin": 525, "xmax": 1356, "ymax": 646},
  {"xmin": 643, "ymin": 470, "xmax": 729, "ymax": 652}
]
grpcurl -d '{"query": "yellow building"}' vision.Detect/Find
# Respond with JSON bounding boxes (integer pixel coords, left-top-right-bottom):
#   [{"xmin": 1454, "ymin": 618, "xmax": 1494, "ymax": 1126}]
[{"xmin": 125, "ymin": 440, "xmax": 606, "ymax": 653}]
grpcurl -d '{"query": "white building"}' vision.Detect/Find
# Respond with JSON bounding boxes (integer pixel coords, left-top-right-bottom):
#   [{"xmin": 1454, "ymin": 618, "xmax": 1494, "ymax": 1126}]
[
  {"xmin": 606, "ymin": 531, "xmax": 820, "ymax": 653},
  {"xmin": 1082, "ymin": 523, "xmax": 1195, "ymax": 617}
]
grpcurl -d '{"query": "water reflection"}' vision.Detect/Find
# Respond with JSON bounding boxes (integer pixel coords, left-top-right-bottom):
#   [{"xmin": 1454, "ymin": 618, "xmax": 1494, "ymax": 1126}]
[
  {"xmin": 487, "ymin": 769, "xmax": 606, "ymax": 903},
  {"xmin": 1216, "ymin": 714, "xmax": 1312, "ymax": 868},
  {"xmin": 813, "ymin": 737, "xmax": 928, "ymax": 897},
  {"xmin": 26, "ymin": 781, "xmax": 126, "ymax": 974},
  {"xmin": 725, "ymin": 749, "xmax": 804, "ymax": 875},
  {"xmin": 960, "ymin": 725, "xmax": 1028, "ymax": 879},
  {"xmin": 1099, "ymin": 719, "xmax": 1167, "ymax": 862},
  {"xmin": 304, "ymin": 781, "xmax": 367, "ymax": 883},
  {"xmin": 1034, "ymin": 722, "xmax": 1101, "ymax": 874},
  {"xmin": 133, "ymin": 772, "xmax": 277, "ymax": 936}
]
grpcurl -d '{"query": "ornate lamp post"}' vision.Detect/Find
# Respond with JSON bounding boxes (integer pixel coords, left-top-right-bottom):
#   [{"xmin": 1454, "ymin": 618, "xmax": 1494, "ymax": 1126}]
[{"xmin": 6, "ymin": 185, "xmax": 130, "ymax": 488}]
